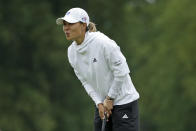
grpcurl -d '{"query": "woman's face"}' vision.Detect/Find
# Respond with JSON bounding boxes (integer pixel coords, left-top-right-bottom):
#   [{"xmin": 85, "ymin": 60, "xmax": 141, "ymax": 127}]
[{"xmin": 63, "ymin": 21, "xmax": 86, "ymax": 41}]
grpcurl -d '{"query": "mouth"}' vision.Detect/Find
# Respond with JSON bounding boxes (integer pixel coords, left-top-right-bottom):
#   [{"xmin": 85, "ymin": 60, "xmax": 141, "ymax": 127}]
[{"xmin": 65, "ymin": 32, "xmax": 70, "ymax": 37}]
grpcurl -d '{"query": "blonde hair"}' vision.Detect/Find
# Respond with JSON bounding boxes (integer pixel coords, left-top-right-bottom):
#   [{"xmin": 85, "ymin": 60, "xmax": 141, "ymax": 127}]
[{"xmin": 87, "ymin": 22, "xmax": 97, "ymax": 32}]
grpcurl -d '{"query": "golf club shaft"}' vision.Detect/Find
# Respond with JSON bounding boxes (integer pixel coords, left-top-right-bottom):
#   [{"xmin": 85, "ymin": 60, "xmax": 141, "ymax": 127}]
[{"xmin": 101, "ymin": 112, "xmax": 107, "ymax": 131}]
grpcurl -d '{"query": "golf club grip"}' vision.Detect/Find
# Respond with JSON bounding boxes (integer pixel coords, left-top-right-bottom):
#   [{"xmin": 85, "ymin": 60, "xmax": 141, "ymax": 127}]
[{"xmin": 101, "ymin": 113, "xmax": 107, "ymax": 131}]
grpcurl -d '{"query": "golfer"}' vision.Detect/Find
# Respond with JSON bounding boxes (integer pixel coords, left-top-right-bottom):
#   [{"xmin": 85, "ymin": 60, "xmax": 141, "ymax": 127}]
[{"xmin": 56, "ymin": 7, "xmax": 140, "ymax": 131}]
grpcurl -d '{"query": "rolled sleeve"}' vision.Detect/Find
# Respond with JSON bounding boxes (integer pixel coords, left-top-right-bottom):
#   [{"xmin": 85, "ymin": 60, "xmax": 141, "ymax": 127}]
[{"xmin": 104, "ymin": 40, "xmax": 130, "ymax": 99}]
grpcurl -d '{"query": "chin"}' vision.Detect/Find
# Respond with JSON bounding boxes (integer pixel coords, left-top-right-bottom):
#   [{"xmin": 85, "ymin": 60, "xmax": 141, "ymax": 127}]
[{"xmin": 66, "ymin": 37, "xmax": 73, "ymax": 41}]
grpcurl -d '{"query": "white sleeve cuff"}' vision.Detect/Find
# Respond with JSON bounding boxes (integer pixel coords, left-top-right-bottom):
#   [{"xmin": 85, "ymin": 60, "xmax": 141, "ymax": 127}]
[
  {"xmin": 84, "ymin": 84, "xmax": 102, "ymax": 106},
  {"xmin": 73, "ymin": 69, "xmax": 102, "ymax": 106}
]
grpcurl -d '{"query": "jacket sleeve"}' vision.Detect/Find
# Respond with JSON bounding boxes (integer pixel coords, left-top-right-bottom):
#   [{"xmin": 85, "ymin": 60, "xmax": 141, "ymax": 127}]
[
  {"xmin": 67, "ymin": 46, "xmax": 102, "ymax": 106},
  {"xmin": 73, "ymin": 69, "xmax": 102, "ymax": 106},
  {"xmin": 104, "ymin": 40, "xmax": 130, "ymax": 99}
]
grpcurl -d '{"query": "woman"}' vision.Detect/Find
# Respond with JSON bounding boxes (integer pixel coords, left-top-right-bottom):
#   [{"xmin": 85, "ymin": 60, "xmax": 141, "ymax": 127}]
[{"xmin": 56, "ymin": 7, "xmax": 140, "ymax": 131}]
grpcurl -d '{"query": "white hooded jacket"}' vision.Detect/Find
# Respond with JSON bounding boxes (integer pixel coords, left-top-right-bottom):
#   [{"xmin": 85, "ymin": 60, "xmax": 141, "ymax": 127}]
[{"xmin": 68, "ymin": 31, "xmax": 139, "ymax": 106}]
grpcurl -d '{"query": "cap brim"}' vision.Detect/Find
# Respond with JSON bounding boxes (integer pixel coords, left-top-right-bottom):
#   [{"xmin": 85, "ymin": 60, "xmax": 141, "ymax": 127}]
[{"xmin": 56, "ymin": 16, "xmax": 79, "ymax": 25}]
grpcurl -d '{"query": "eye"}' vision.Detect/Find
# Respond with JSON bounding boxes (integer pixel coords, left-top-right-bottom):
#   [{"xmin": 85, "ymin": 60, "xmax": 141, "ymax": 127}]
[
  {"xmin": 63, "ymin": 22, "xmax": 74, "ymax": 26},
  {"xmin": 69, "ymin": 23, "xmax": 74, "ymax": 25},
  {"xmin": 63, "ymin": 21, "xmax": 69, "ymax": 26}
]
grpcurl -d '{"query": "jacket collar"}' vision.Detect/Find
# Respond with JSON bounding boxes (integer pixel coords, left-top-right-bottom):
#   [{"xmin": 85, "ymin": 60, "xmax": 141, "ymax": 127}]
[{"xmin": 73, "ymin": 31, "xmax": 94, "ymax": 54}]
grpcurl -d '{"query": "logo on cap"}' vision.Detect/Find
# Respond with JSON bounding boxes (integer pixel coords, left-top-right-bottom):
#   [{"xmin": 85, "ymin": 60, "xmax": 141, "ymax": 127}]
[
  {"xmin": 82, "ymin": 17, "xmax": 87, "ymax": 22},
  {"xmin": 66, "ymin": 11, "xmax": 71, "ymax": 15}
]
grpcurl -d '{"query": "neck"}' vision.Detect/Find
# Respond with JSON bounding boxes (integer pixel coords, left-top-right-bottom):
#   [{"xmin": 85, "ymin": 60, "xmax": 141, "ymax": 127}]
[{"xmin": 76, "ymin": 32, "xmax": 86, "ymax": 45}]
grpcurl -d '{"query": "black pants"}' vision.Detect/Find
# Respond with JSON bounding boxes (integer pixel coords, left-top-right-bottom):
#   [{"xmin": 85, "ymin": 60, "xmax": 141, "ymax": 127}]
[{"xmin": 94, "ymin": 100, "xmax": 139, "ymax": 131}]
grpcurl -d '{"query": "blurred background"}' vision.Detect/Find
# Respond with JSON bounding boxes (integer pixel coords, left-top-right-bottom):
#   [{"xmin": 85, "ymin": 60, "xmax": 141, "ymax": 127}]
[{"xmin": 0, "ymin": 0, "xmax": 196, "ymax": 130}]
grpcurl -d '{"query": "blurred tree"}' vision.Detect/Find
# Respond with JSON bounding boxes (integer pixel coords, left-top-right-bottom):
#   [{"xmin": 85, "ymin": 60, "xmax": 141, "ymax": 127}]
[{"xmin": 123, "ymin": 0, "xmax": 196, "ymax": 130}]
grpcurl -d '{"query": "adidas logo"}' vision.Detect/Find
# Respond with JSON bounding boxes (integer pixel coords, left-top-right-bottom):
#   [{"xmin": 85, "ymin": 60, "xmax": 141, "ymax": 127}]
[
  {"xmin": 93, "ymin": 58, "xmax": 97, "ymax": 63},
  {"xmin": 122, "ymin": 114, "xmax": 128, "ymax": 119}
]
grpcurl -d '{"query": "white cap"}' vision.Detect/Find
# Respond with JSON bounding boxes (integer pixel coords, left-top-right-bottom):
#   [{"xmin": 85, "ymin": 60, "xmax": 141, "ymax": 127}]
[{"xmin": 56, "ymin": 8, "xmax": 89, "ymax": 26}]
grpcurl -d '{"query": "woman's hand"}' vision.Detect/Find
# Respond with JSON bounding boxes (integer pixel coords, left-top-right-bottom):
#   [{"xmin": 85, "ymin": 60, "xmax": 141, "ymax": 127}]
[
  {"xmin": 103, "ymin": 97, "xmax": 113, "ymax": 117},
  {"xmin": 97, "ymin": 103, "xmax": 105, "ymax": 120},
  {"xmin": 104, "ymin": 96, "xmax": 114, "ymax": 110}
]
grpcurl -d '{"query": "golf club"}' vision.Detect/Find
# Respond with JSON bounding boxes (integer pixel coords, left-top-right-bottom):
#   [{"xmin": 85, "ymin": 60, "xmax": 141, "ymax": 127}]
[{"xmin": 101, "ymin": 112, "xmax": 107, "ymax": 131}]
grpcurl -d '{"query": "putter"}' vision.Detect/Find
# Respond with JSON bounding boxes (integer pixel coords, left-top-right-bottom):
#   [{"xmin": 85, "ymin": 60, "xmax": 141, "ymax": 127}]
[{"xmin": 101, "ymin": 112, "xmax": 107, "ymax": 131}]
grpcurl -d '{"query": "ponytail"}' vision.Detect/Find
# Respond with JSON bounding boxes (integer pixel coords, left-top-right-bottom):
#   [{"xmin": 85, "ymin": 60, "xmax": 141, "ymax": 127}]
[{"xmin": 87, "ymin": 22, "xmax": 97, "ymax": 32}]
